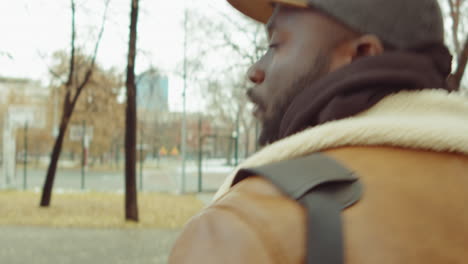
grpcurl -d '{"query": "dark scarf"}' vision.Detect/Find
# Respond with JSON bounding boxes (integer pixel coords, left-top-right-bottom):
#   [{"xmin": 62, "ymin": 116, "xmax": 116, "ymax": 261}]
[{"xmin": 277, "ymin": 44, "xmax": 453, "ymax": 141}]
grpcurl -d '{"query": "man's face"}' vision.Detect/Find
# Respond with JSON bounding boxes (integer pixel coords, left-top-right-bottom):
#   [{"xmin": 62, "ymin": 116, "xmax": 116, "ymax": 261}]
[{"xmin": 247, "ymin": 5, "xmax": 346, "ymax": 145}]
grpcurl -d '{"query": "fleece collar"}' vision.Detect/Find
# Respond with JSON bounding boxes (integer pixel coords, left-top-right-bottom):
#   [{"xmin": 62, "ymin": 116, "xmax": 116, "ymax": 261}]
[{"xmin": 214, "ymin": 89, "xmax": 468, "ymax": 201}]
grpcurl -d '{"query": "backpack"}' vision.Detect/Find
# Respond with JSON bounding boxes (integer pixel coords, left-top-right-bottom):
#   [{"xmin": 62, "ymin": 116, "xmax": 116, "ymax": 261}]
[{"xmin": 233, "ymin": 153, "xmax": 363, "ymax": 264}]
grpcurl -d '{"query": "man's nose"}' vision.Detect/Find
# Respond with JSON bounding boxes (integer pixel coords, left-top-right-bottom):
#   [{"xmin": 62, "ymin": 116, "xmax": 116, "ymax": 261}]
[{"xmin": 248, "ymin": 66, "xmax": 265, "ymax": 84}]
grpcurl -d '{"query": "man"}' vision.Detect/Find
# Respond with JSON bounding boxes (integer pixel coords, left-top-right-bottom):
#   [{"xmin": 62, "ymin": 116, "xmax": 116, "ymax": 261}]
[{"xmin": 170, "ymin": 0, "xmax": 468, "ymax": 263}]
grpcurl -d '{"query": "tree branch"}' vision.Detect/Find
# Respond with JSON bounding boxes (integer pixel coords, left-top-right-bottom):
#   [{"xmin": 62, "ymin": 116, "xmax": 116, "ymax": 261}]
[
  {"xmin": 221, "ymin": 31, "xmax": 257, "ymax": 65},
  {"xmin": 36, "ymin": 51, "xmax": 63, "ymax": 80},
  {"xmin": 66, "ymin": 0, "xmax": 77, "ymax": 91},
  {"xmin": 451, "ymin": 36, "xmax": 468, "ymax": 88},
  {"xmin": 448, "ymin": 0, "xmax": 465, "ymax": 56},
  {"xmin": 71, "ymin": 0, "xmax": 110, "ymax": 108}
]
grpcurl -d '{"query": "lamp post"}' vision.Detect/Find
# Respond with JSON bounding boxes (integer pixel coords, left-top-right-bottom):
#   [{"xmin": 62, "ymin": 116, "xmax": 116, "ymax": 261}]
[
  {"xmin": 139, "ymin": 129, "xmax": 143, "ymax": 191},
  {"xmin": 197, "ymin": 116, "xmax": 202, "ymax": 192},
  {"xmin": 180, "ymin": 8, "xmax": 188, "ymax": 194},
  {"xmin": 23, "ymin": 121, "xmax": 28, "ymax": 190}
]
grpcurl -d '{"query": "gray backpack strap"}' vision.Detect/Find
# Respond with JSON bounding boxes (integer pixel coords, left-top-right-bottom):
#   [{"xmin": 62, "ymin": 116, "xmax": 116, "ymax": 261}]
[{"xmin": 233, "ymin": 153, "xmax": 363, "ymax": 264}]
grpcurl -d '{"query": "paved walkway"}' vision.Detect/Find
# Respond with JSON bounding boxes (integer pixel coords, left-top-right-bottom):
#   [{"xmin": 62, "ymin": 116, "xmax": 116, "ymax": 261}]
[{"xmin": 0, "ymin": 227, "xmax": 180, "ymax": 264}]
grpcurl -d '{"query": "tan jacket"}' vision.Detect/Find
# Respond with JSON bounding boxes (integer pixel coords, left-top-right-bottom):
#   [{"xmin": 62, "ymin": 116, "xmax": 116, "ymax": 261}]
[
  {"xmin": 170, "ymin": 90, "xmax": 468, "ymax": 263},
  {"xmin": 170, "ymin": 147, "xmax": 468, "ymax": 263}
]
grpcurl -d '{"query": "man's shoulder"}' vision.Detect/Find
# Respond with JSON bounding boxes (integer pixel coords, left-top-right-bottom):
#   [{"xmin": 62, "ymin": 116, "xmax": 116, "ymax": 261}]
[{"xmin": 169, "ymin": 176, "xmax": 306, "ymax": 264}]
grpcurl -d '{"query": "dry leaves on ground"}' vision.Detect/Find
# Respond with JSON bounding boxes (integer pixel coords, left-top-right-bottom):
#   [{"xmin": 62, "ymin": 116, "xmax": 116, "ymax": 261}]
[{"xmin": 0, "ymin": 191, "xmax": 204, "ymax": 229}]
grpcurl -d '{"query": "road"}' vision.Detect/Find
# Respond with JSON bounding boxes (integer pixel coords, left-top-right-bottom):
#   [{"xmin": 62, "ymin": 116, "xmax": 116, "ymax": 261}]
[
  {"xmin": 0, "ymin": 226, "xmax": 180, "ymax": 264},
  {"xmin": 3, "ymin": 159, "xmax": 233, "ymax": 193}
]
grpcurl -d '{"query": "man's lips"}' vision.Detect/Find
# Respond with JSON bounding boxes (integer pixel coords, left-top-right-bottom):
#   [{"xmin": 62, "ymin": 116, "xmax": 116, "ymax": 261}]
[{"xmin": 247, "ymin": 88, "xmax": 266, "ymax": 120}]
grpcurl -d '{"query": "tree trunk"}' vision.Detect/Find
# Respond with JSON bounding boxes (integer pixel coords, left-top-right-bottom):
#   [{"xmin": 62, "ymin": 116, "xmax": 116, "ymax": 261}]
[
  {"xmin": 124, "ymin": 0, "xmax": 140, "ymax": 222},
  {"xmin": 39, "ymin": 0, "xmax": 108, "ymax": 207},
  {"xmin": 451, "ymin": 37, "xmax": 468, "ymax": 89},
  {"xmin": 40, "ymin": 0, "xmax": 76, "ymax": 208},
  {"xmin": 40, "ymin": 113, "xmax": 70, "ymax": 206}
]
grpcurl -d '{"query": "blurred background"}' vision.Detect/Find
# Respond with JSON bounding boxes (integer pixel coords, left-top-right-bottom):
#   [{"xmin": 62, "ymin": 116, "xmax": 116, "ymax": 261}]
[
  {"xmin": 0, "ymin": 0, "xmax": 466, "ymax": 263},
  {"xmin": 1, "ymin": 0, "xmax": 467, "ymax": 193},
  {"xmin": 0, "ymin": 0, "xmax": 269, "ymax": 194}
]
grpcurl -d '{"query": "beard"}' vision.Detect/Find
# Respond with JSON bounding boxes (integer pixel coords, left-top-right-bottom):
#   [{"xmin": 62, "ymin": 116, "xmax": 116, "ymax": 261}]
[{"xmin": 258, "ymin": 53, "xmax": 331, "ymax": 146}]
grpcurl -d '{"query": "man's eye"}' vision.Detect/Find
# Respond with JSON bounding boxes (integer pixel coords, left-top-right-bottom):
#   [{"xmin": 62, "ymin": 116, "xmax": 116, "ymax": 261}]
[{"xmin": 269, "ymin": 43, "xmax": 279, "ymax": 49}]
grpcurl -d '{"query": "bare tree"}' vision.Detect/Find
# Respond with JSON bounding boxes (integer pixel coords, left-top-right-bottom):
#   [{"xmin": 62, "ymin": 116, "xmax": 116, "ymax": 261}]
[
  {"xmin": 40, "ymin": 0, "xmax": 110, "ymax": 207},
  {"xmin": 124, "ymin": 0, "xmax": 140, "ymax": 222},
  {"xmin": 446, "ymin": 0, "xmax": 468, "ymax": 89},
  {"xmin": 185, "ymin": 8, "xmax": 267, "ymax": 156},
  {"xmin": 43, "ymin": 51, "xmax": 124, "ymax": 166},
  {"xmin": 450, "ymin": 37, "xmax": 468, "ymax": 88}
]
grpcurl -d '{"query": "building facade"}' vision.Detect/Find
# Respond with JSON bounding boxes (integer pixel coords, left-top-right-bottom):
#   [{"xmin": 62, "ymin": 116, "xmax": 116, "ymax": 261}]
[{"xmin": 137, "ymin": 70, "xmax": 169, "ymax": 112}]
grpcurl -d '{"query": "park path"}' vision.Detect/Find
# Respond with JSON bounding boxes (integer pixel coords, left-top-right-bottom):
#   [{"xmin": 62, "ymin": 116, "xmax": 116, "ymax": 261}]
[{"xmin": 0, "ymin": 226, "xmax": 180, "ymax": 264}]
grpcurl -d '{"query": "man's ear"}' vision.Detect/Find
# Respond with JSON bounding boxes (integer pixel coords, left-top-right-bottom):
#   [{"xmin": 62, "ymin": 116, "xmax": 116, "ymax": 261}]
[
  {"xmin": 352, "ymin": 34, "xmax": 384, "ymax": 59},
  {"xmin": 329, "ymin": 34, "xmax": 384, "ymax": 71}
]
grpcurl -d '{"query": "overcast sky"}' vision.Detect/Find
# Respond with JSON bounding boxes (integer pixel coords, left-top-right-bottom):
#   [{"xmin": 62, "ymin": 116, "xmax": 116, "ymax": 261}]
[{"xmin": 0, "ymin": 0, "xmax": 243, "ymax": 111}]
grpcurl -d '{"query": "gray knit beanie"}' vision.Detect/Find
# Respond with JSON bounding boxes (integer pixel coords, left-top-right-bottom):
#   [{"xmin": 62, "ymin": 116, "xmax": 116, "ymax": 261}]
[
  {"xmin": 227, "ymin": 0, "xmax": 446, "ymax": 49},
  {"xmin": 298, "ymin": 0, "xmax": 445, "ymax": 49}
]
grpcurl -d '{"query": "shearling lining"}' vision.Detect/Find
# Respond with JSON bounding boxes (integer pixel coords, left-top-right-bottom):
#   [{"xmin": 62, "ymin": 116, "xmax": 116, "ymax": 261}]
[{"xmin": 214, "ymin": 89, "xmax": 468, "ymax": 201}]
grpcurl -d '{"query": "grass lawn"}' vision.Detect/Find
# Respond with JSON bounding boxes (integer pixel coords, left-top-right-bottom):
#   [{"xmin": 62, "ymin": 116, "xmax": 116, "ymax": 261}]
[{"xmin": 0, "ymin": 190, "xmax": 204, "ymax": 229}]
